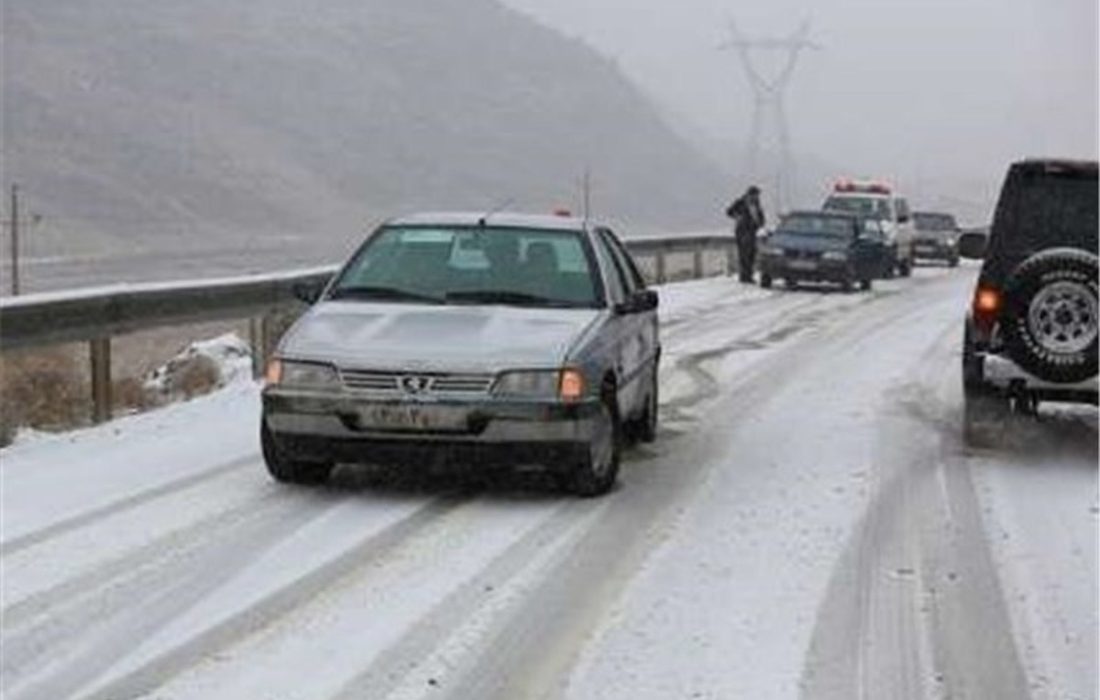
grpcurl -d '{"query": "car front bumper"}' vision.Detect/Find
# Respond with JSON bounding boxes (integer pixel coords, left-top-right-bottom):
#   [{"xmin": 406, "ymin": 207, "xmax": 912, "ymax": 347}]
[
  {"xmin": 760, "ymin": 256, "xmax": 851, "ymax": 281},
  {"xmin": 262, "ymin": 388, "xmax": 602, "ymax": 467},
  {"xmin": 979, "ymin": 353, "xmax": 1098, "ymax": 403},
  {"xmin": 911, "ymin": 239, "xmax": 957, "ymax": 260}
]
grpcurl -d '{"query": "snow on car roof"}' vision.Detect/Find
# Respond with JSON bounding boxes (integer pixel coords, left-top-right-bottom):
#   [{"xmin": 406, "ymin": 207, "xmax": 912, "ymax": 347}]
[{"xmin": 386, "ymin": 211, "xmax": 590, "ymax": 231}]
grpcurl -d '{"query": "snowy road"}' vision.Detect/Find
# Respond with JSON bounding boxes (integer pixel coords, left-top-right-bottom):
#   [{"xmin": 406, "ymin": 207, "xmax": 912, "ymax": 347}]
[{"xmin": 2, "ymin": 267, "xmax": 1096, "ymax": 700}]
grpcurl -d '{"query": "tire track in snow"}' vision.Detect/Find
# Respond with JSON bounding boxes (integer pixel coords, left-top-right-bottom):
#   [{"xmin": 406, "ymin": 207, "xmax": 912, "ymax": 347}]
[
  {"xmin": 76, "ymin": 496, "xmax": 467, "ymax": 700},
  {"xmin": 3, "ymin": 488, "xmax": 340, "ymax": 700},
  {"xmin": 0, "ymin": 453, "xmax": 257, "ymax": 557},
  {"xmin": 2, "ymin": 479, "xmax": 290, "ymax": 630},
  {"xmin": 800, "ymin": 306, "xmax": 1030, "ymax": 700},
  {"xmin": 328, "ymin": 499, "xmax": 599, "ymax": 700}
]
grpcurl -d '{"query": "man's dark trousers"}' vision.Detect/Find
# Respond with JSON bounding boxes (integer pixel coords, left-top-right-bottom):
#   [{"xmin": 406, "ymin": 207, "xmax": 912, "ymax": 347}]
[{"xmin": 736, "ymin": 231, "xmax": 756, "ymax": 283}]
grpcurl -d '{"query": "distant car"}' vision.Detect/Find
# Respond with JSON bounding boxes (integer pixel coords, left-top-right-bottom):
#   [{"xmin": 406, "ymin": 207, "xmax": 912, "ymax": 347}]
[
  {"xmin": 823, "ymin": 179, "xmax": 916, "ymax": 276},
  {"xmin": 758, "ymin": 210, "xmax": 891, "ymax": 291},
  {"xmin": 261, "ymin": 212, "xmax": 661, "ymax": 496},
  {"xmin": 960, "ymin": 159, "xmax": 1098, "ymax": 443},
  {"xmin": 912, "ymin": 211, "xmax": 961, "ymax": 266}
]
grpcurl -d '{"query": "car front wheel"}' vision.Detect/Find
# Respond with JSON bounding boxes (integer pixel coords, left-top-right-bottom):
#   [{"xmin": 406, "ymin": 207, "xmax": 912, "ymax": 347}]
[
  {"xmin": 568, "ymin": 390, "xmax": 621, "ymax": 497},
  {"xmin": 261, "ymin": 422, "xmax": 334, "ymax": 485}
]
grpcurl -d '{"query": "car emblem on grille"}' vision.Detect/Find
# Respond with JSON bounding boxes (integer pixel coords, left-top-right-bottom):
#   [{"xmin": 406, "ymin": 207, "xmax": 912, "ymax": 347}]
[{"xmin": 399, "ymin": 375, "xmax": 432, "ymax": 394}]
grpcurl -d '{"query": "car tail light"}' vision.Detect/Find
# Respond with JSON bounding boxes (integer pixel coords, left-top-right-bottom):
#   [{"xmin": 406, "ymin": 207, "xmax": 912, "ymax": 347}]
[
  {"xmin": 972, "ymin": 285, "xmax": 1002, "ymax": 334},
  {"xmin": 559, "ymin": 369, "xmax": 586, "ymax": 402}
]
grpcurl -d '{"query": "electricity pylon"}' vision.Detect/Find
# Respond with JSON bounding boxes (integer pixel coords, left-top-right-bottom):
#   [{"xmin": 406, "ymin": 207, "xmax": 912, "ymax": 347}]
[{"xmin": 720, "ymin": 19, "xmax": 819, "ymax": 212}]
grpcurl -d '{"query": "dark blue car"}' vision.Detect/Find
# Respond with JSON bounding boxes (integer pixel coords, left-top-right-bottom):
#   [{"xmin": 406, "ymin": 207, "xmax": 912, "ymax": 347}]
[{"xmin": 758, "ymin": 210, "xmax": 891, "ymax": 291}]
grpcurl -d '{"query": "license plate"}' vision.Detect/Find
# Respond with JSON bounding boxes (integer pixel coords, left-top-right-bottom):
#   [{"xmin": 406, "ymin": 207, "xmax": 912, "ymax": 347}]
[
  {"xmin": 789, "ymin": 259, "xmax": 818, "ymax": 271},
  {"xmin": 359, "ymin": 404, "xmax": 469, "ymax": 432}
]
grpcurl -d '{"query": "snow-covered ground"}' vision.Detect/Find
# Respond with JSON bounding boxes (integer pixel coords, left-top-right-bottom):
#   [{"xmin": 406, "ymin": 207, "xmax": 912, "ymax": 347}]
[{"xmin": 1, "ymin": 267, "xmax": 1095, "ymax": 700}]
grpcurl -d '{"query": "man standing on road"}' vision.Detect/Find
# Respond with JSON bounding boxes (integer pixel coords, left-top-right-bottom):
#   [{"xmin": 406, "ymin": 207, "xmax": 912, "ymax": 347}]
[{"xmin": 726, "ymin": 186, "xmax": 765, "ymax": 284}]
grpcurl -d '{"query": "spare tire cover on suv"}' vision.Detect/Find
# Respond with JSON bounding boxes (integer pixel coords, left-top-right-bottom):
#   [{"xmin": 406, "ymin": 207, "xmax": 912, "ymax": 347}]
[{"xmin": 1001, "ymin": 247, "xmax": 1098, "ymax": 383}]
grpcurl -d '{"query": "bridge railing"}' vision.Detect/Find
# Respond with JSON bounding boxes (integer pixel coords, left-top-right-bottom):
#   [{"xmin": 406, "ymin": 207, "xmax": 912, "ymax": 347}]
[{"xmin": 0, "ymin": 234, "xmax": 737, "ymax": 424}]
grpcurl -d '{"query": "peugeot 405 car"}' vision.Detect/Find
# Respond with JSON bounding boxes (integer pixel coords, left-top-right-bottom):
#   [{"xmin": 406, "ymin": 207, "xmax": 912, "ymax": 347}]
[
  {"xmin": 261, "ymin": 213, "xmax": 660, "ymax": 496},
  {"xmin": 758, "ymin": 210, "xmax": 891, "ymax": 291}
]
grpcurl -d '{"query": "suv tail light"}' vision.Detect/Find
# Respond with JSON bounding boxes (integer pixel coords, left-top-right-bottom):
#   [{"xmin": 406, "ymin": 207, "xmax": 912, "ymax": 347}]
[{"xmin": 972, "ymin": 284, "xmax": 1002, "ymax": 335}]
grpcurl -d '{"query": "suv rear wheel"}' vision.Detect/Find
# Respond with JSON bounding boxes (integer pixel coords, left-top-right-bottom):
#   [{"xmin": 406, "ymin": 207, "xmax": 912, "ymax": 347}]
[{"xmin": 1002, "ymin": 248, "xmax": 1099, "ymax": 384}]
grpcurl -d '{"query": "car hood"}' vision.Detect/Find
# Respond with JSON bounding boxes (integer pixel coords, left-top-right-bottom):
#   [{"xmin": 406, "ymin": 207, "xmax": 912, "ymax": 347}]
[
  {"xmin": 281, "ymin": 301, "xmax": 602, "ymax": 372},
  {"xmin": 769, "ymin": 233, "xmax": 851, "ymax": 252}
]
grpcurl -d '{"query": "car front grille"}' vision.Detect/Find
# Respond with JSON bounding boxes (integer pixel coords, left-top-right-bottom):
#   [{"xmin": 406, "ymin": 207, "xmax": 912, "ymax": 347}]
[
  {"xmin": 784, "ymin": 249, "xmax": 822, "ymax": 260},
  {"xmin": 338, "ymin": 368, "xmax": 495, "ymax": 395}
]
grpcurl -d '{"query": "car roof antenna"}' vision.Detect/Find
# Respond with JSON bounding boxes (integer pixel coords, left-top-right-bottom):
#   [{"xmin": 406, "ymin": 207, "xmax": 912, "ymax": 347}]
[{"xmin": 478, "ymin": 197, "xmax": 514, "ymax": 227}]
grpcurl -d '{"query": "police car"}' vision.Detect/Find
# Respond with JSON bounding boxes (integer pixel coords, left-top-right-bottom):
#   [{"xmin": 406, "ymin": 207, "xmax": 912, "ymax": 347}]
[{"xmin": 822, "ymin": 179, "xmax": 917, "ymax": 277}]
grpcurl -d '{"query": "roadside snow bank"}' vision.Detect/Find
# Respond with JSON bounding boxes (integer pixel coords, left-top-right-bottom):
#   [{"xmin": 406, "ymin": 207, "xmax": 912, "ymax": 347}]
[{"xmin": 144, "ymin": 333, "xmax": 254, "ymax": 402}]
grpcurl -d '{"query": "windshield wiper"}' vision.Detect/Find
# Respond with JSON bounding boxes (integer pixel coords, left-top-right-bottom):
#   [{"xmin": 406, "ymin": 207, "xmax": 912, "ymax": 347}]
[
  {"xmin": 445, "ymin": 290, "xmax": 583, "ymax": 308},
  {"xmin": 329, "ymin": 285, "xmax": 444, "ymax": 304}
]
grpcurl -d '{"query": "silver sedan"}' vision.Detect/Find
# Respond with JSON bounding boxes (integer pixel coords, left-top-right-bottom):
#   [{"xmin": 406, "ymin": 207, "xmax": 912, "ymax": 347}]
[{"xmin": 261, "ymin": 212, "xmax": 660, "ymax": 496}]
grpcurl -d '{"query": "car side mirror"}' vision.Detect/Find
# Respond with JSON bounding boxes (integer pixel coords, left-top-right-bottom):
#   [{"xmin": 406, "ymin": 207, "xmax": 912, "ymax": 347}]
[
  {"xmin": 957, "ymin": 231, "xmax": 988, "ymax": 260},
  {"xmin": 292, "ymin": 279, "xmax": 325, "ymax": 305},
  {"xmin": 615, "ymin": 289, "xmax": 659, "ymax": 315}
]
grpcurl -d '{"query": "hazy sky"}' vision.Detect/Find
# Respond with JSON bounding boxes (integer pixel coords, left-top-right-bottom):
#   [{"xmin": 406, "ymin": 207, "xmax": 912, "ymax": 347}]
[{"xmin": 501, "ymin": 0, "xmax": 1098, "ymax": 205}]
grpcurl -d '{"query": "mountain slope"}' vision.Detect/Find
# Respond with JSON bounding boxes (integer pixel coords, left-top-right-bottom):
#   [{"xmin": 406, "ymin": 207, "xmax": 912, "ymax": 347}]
[{"xmin": 2, "ymin": 0, "xmax": 728, "ymax": 257}]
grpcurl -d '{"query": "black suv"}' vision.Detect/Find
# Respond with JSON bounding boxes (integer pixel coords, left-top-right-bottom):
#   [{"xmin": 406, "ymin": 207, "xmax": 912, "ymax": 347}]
[{"xmin": 960, "ymin": 159, "xmax": 1098, "ymax": 442}]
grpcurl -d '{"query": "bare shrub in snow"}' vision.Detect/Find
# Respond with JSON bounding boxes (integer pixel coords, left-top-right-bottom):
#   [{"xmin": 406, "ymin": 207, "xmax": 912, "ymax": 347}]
[
  {"xmin": 0, "ymin": 346, "xmax": 88, "ymax": 445},
  {"xmin": 144, "ymin": 333, "xmax": 253, "ymax": 405}
]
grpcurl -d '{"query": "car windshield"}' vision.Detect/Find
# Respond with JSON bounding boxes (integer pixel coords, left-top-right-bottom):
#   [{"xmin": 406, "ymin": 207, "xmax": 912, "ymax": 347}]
[
  {"xmin": 777, "ymin": 214, "xmax": 853, "ymax": 238},
  {"xmin": 823, "ymin": 195, "xmax": 892, "ymax": 220},
  {"xmin": 913, "ymin": 213, "xmax": 956, "ymax": 231},
  {"xmin": 330, "ymin": 226, "xmax": 600, "ymax": 308}
]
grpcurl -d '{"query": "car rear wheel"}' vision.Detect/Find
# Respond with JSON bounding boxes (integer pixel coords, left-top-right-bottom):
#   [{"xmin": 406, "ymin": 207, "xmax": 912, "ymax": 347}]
[
  {"xmin": 760, "ymin": 273, "xmax": 773, "ymax": 289},
  {"xmin": 636, "ymin": 371, "xmax": 658, "ymax": 444},
  {"xmin": 860, "ymin": 278, "xmax": 873, "ymax": 291},
  {"xmin": 261, "ymin": 422, "xmax": 334, "ymax": 485},
  {"xmin": 1002, "ymin": 248, "xmax": 1099, "ymax": 384},
  {"xmin": 567, "ymin": 390, "xmax": 621, "ymax": 497}
]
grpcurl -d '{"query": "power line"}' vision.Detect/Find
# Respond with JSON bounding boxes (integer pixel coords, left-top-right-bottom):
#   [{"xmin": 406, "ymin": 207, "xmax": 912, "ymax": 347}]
[{"xmin": 720, "ymin": 19, "xmax": 820, "ymax": 212}]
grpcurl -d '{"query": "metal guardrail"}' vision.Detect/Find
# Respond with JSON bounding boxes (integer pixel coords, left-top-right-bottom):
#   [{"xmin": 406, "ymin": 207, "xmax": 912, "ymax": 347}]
[{"xmin": 0, "ymin": 234, "xmax": 737, "ymax": 423}]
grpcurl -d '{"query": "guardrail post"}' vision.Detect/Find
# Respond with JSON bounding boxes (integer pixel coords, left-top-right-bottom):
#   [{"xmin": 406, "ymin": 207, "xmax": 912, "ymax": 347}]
[
  {"xmin": 692, "ymin": 248, "xmax": 704, "ymax": 279},
  {"xmin": 249, "ymin": 314, "xmax": 278, "ymax": 380},
  {"xmin": 655, "ymin": 251, "xmax": 667, "ymax": 285},
  {"xmin": 90, "ymin": 337, "xmax": 112, "ymax": 424},
  {"xmin": 249, "ymin": 317, "xmax": 264, "ymax": 379}
]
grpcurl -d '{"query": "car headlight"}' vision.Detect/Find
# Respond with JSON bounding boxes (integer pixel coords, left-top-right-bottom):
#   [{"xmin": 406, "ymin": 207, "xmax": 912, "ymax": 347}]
[
  {"xmin": 265, "ymin": 359, "xmax": 340, "ymax": 388},
  {"xmin": 493, "ymin": 368, "xmax": 587, "ymax": 401},
  {"xmin": 822, "ymin": 251, "xmax": 849, "ymax": 262}
]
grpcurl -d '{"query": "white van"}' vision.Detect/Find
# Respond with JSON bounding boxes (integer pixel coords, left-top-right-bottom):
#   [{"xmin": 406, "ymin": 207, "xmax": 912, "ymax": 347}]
[{"xmin": 822, "ymin": 180, "xmax": 916, "ymax": 276}]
